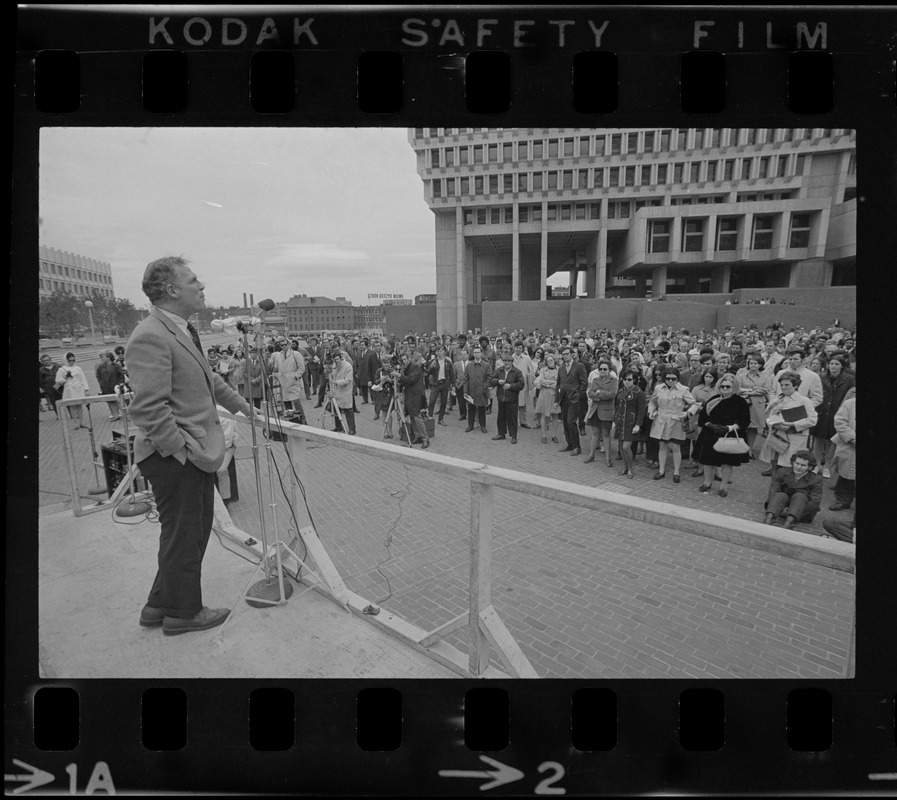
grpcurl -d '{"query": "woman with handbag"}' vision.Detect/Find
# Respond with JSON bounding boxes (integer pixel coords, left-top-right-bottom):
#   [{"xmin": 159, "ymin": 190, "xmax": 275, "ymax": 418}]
[
  {"xmin": 692, "ymin": 377, "xmax": 752, "ymax": 497},
  {"xmin": 758, "ymin": 370, "xmax": 818, "ymax": 478}
]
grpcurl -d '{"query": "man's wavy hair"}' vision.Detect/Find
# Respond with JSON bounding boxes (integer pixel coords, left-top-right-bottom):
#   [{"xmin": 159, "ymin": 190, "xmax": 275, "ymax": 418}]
[{"xmin": 142, "ymin": 256, "xmax": 190, "ymax": 304}]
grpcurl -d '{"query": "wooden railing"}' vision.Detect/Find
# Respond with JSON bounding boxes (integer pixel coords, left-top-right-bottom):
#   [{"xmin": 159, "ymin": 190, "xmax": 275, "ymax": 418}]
[{"xmin": 56, "ymin": 395, "xmax": 855, "ymax": 678}]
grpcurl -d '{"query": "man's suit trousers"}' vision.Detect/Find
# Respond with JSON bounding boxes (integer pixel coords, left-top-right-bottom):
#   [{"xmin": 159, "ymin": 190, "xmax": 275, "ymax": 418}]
[
  {"xmin": 139, "ymin": 451, "xmax": 216, "ymax": 619},
  {"xmin": 561, "ymin": 398, "xmax": 581, "ymax": 449}
]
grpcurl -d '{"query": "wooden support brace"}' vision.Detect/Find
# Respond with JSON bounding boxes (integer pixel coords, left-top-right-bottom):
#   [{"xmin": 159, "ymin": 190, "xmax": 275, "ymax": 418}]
[
  {"xmin": 297, "ymin": 525, "xmax": 349, "ymax": 602},
  {"xmin": 479, "ymin": 605, "xmax": 539, "ymax": 678},
  {"xmin": 419, "ymin": 612, "xmax": 468, "ymax": 648},
  {"xmin": 469, "ymin": 481, "xmax": 494, "ymax": 676}
]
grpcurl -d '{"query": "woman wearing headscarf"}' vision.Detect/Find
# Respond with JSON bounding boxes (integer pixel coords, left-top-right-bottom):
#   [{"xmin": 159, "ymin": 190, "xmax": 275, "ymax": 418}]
[
  {"xmin": 692, "ymin": 376, "xmax": 752, "ymax": 497},
  {"xmin": 55, "ymin": 352, "xmax": 90, "ymax": 429}
]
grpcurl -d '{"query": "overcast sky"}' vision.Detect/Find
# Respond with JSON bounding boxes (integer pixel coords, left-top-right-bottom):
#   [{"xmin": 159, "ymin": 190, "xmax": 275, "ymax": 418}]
[{"xmin": 39, "ymin": 126, "xmax": 441, "ymax": 309}]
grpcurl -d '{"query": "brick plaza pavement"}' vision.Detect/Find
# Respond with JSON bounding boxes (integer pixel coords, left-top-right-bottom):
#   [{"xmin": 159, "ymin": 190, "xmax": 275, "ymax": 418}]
[{"xmin": 38, "ymin": 381, "xmax": 855, "ymax": 679}]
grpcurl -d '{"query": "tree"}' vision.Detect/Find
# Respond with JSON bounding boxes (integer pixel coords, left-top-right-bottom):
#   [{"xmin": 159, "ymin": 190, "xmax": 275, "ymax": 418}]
[
  {"xmin": 83, "ymin": 289, "xmax": 117, "ymax": 337},
  {"xmin": 110, "ymin": 298, "xmax": 143, "ymax": 336},
  {"xmin": 39, "ymin": 291, "xmax": 86, "ymax": 339}
]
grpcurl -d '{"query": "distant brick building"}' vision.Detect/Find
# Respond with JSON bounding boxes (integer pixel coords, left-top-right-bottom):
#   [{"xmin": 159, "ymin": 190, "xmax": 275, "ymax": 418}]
[{"xmin": 283, "ymin": 294, "xmax": 353, "ymax": 333}]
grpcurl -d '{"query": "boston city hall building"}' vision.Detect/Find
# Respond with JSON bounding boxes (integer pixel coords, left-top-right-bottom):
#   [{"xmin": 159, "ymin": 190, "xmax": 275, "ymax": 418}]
[{"xmin": 409, "ymin": 128, "xmax": 857, "ymax": 333}]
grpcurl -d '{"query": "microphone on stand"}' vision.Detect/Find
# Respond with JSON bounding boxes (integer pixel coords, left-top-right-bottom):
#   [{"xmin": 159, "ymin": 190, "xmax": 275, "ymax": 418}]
[{"xmin": 211, "ymin": 315, "xmax": 262, "ymax": 335}]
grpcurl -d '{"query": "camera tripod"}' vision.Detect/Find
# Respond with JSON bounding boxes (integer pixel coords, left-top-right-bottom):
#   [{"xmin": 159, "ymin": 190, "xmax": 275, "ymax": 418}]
[
  {"xmin": 381, "ymin": 390, "xmax": 414, "ymax": 447},
  {"xmin": 318, "ymin": 377, "xmax": 346, "ymax": 433}
]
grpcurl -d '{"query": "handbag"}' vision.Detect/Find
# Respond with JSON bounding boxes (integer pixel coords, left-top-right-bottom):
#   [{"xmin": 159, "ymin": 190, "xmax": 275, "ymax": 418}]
[
  {"xmin": 713, "ymin": 430, "xmax": 750, "ymax": 454},
  {"xmin": 765, "ymin": 430, "xmax": 791, "ymax": 455}
]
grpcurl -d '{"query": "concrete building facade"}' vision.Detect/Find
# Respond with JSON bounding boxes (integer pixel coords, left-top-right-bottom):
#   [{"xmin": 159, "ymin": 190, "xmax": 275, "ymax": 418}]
[
  {"xmin": 39, "ymin": 244, "xmax": 115, "ymax": 299},
  {"xmin": 409, "ymin": 128, "xmax": 857, "ymax": 333}
]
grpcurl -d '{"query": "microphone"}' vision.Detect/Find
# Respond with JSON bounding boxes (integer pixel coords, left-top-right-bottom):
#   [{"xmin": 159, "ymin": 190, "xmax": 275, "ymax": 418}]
[
  {"xmin": 212, "ymin": 315, "xmax": 262, "ymax": 334},
  {"xmin": 256, "ymin": 298, "xmax": 275, "ymax": 312}
]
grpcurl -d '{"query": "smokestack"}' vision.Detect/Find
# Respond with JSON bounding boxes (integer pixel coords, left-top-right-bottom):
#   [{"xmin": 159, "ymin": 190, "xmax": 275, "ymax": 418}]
[
  {"xmin": 243, "ymin": 293, "xmax": 247, "ymax": 309},
  {"xmin": 249, "ymin": 294, "xmax": 254, "ymax": 307}
]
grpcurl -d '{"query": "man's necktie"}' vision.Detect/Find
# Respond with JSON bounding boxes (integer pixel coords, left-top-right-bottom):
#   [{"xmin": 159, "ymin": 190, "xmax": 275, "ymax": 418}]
[{"xmin": 186, "ymin": 322, "xmax": 204, "ymax": 356}]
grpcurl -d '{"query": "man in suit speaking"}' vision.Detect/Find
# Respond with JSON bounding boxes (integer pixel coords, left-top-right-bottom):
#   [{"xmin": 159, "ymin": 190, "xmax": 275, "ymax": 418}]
[{"xmin": 127, "ymin": 256, "xmax": 261, "ymax": 636}]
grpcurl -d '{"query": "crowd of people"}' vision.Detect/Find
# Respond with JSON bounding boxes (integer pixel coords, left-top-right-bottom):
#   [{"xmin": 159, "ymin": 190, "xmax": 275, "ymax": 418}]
[
  {"xmin": 742, "ymin": 297, "xmax": 798, "ymax": 305},
  {"xmin": 39, "ymin": 345, "xmax": 129, "ymax": 428},
  {"xmin": 235, "ymin": 320, "xmax": 853, "ymax": 542},
  {"xmin": 39, "ymin": 318, "xmax": 856, "ymax": 543}
]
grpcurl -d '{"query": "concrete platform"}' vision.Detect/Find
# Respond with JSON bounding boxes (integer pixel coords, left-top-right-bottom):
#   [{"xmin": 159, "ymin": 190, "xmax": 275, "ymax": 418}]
[{"xmin": 38, "ymin": 507, "xmax": 458, "ymax": 679}]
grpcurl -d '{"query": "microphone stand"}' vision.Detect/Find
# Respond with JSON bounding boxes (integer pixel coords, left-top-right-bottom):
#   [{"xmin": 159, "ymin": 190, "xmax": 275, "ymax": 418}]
[
  {"xmin": 113, "ymin": 385, "xmax": 154, "ymax": 517},
  {"xmin": 84, "ymin": 401, "xmax": 106, "ymax": 495},
  {"xmin": 239, "ymin": 311, "xmax": 294, "ymax": 608}
]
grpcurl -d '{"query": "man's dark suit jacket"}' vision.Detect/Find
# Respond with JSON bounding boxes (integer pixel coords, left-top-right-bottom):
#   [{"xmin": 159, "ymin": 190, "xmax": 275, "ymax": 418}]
[{"xmin": 556, "ymin": 360, "xmax": 588, "ymax": 405}]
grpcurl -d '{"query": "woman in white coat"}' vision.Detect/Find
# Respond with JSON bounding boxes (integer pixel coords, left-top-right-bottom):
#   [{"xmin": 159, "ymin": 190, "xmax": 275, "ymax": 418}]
[
  {"xmin": 759, "ymin": 370, "xmax": 818, "ymax": 478},
  {"xmin": 55, "ymin": 351, "xmax": 90, "ymax": 429}
]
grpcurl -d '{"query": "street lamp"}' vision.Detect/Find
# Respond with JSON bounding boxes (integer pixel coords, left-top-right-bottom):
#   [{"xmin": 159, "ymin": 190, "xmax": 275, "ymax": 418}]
[{"xmin": 84, "ymin": 300, "xmax": 97, "ymax": 346}]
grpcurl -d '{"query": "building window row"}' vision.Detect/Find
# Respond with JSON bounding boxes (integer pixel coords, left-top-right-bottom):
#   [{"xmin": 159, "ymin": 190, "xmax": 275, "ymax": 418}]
[
  {"xmin": 40, "ymin": 260, "xmax": 113, "ymax": 285},
  {"xmin": 40, "ymin": 278, "xmax": 113, "ymax": 297},
  {"xmin": 735, "ymin": 191, "xmax": 796, "ymax": 203},
  {"xmin": 423, "ymin": 129, "xmax": 845, "ymax": 165},
  {"xmin": 430, "ymin": 154, "xmax": 807, "ymax": 200},
  {"xmin": 647, "ymin": 212, "xmax": 816, "ymax": 254}
]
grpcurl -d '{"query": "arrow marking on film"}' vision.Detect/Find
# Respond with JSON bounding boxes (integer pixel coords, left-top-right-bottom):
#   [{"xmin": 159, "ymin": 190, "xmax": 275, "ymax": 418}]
[
  {"xmin": 439, "ymin": 755, "xmax": 525, "ymax": 791},
  {"xmin": 4, "ymin": 760, "xmax": 55, "ymax": 794}
]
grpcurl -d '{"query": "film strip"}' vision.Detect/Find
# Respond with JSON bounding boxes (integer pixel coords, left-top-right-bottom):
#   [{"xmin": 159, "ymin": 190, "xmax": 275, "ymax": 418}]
[{"xmin": 10, "ymin": 3, "xmax": 896, "ymax": 795}]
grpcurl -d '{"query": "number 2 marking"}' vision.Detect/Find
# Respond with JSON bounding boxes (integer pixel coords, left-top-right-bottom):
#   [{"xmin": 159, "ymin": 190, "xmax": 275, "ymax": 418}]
[{"xmin": 535, "ymin": 761, "xmax": 566, "ymax": 795}]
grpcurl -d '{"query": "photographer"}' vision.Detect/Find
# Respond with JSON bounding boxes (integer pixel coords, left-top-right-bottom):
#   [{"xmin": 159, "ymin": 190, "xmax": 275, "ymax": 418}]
[
  {"xmin": 54, "ymin": 352, "xmax": 90, "ymax": 430},
  {"xmin": 394, "ymin": 352, "xmax": 430, "ymax": 448},
  {"xmin": 328, "ymin": 352, "xmax": 356, "ymax": 435},
  {"xmin": 371, "ymin": 352, "xmax": 396, "ymax": 425}
]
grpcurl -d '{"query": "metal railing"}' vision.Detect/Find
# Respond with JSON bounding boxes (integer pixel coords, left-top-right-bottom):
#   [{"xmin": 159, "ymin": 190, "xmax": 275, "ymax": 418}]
[{"xmin": 56, "ymin": 395, "xmax": 855, "ymax": 678}]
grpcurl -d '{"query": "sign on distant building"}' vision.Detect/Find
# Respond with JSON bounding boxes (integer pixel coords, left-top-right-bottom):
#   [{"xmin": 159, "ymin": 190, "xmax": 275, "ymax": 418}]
[{"xmin": 368, "ymin": 293, "xmax": 405, "ymax": 299}]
